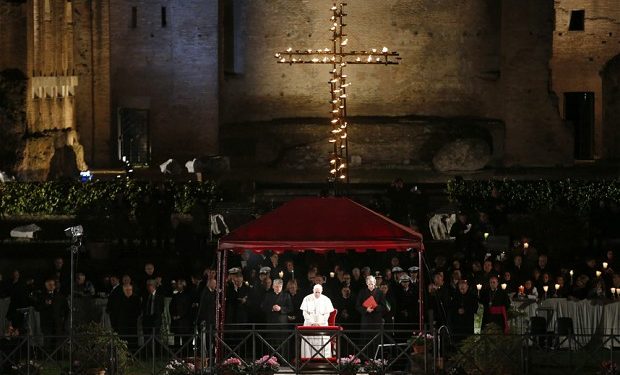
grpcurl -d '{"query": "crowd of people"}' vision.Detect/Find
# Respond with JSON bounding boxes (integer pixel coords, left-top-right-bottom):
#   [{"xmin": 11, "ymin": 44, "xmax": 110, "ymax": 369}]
[{"xmin": 2, "ymin": 181, "xmax": 620, "ymax": 355}]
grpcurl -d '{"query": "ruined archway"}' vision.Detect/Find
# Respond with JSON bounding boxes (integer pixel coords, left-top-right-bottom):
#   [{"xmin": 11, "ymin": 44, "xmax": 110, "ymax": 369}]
[{"xmin": 602, "ymin": 54, "xmax": 620, "ymax": 160}]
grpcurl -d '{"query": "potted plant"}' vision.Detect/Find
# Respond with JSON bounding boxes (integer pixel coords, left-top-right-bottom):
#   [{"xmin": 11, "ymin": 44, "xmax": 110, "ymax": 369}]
[
  {"xmin": 218, "ymin": 357, "xmax": 246, "ymax": 375},
  {"xmin": 337, "ymin": 355, "xmax": 361, "ymax": 375},
  {"xmin": 410, "ymin": 332, "xmax": 433, "ymax": 354},
  {"xmin": 72, "ymin": 322, "xmax": 130, "ymax": 375},
  {"xmin": 250, "ymin": 355, "xmax": 280, "ymax": 375},
  {"xmin": 163, "ymin": 359, "xmax": 196, "ymax": 375},
  {"xmin": 364, "ymin": 358, "xmax": 387, "ymax": 375}
]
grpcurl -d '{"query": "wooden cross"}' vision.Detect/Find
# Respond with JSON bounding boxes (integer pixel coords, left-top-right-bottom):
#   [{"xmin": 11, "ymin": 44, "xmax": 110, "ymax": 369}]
[{"xmin": 275, "ymin": 1, "xmax": 400, "ymax": 187}]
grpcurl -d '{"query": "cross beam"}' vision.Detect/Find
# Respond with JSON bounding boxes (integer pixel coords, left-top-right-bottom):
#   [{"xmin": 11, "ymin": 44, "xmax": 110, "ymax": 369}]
[{"xmin": 275, "ymin": 1, "xmax": 400, "ymax": 187}]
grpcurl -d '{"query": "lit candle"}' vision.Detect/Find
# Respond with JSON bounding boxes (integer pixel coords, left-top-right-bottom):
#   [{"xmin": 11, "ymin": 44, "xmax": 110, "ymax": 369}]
[
  {"xmin": 603, "ymin": 262, "xmax": 609, "ymax": 269},
  {"xmin": 518, "ymin": 285, "xmax": 525, "ymax": 296},
  {"xmin": 611, "ymin": 287, "xmax": 616, "ymax": 298},
  {"xmin": 555, "ymin": 283, "xmax": 560, "ymax": 290},
  {"xmin": 543, "ymin": 285, "xmax": 549, "ymax": 292},
  {"xmin": 330, "ymin": 272, "xmax": 335, "ymax": 278},
  {"xmin": 569, "ymin": 270, "xmax": 574, "ymax": 285},
  {"xmin": 596, "ymin": 270, "xmax": 602, "ymax": 278},
  {"xmin": 245, "ymin": 281, "xmax": 249, "ymax": 286},
  {"xmin": 278, "ymin": 271, "xmax": 284, "ymax": 279},
  {"xmin": 484, "ymin": 232, "xmax": 489, "ymax": 240},
  {"xmin": 501, "ymin": 283, "xmax": 507, "ymax": 290},
  {"xmin": 523, "ymin": 242, "xmax": 529, "ymax": 249},
  {"xmin": 476, "ymin": 284, "xmax": 482, "ymax": 291}
]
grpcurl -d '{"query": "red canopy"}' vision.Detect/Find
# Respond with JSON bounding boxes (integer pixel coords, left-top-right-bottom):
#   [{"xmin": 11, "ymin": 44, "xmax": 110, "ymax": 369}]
[{"xmin": 218, "ymin": 197, "xmax": 424, "ymax": 254}]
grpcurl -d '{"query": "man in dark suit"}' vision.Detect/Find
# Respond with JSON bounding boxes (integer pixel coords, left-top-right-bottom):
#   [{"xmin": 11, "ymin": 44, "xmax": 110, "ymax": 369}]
[
  {"xmin": 394, "ymin": 275, "xmax": 418, "ymax": 340},
  {"xmin": 449, "ymin": 280, "xmax": 479, "ymax": 343},
  {"xmin": 36, "ymin": 278, "xmax": 67, "ymax": 348},
  {"xmin": 196, "ymin": 278, "xmax": 217, "ymax": 329},
  {"xmin": 141, "ymin": 279, "xmax": 165, "ymax": 337},
  {"xmin": 106, "ymin": 274, "xmax": 123, "ymax": 333},
  {"xmin": 169, "ymin": 279, "xmax": 193, "ymax": 347},
  {"xmin": 117, "ymin": 284, "xmax": 141, "ymax": 349},
  {"xmin": 261, "ymin": 279, "xmax": 292, "ymax": 324}
]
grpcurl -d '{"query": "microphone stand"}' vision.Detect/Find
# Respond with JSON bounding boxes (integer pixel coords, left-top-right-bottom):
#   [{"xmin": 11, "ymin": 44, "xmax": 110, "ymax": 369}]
[{"xmin": 68, "ymin": 235, "xmax": 82, "ymax": 375}]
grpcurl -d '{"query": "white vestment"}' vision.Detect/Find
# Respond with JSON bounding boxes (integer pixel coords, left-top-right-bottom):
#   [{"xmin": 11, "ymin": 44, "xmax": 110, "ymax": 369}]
[{"xmin": 299, "ymin": 293, "xmax": 335, "ymax": 358}]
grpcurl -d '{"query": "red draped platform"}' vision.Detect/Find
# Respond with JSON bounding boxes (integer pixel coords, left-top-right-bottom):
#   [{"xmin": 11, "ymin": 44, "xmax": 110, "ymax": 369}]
[{"xmin": 215, "ymin": 197, "xmax": 425, "ymax": 359}]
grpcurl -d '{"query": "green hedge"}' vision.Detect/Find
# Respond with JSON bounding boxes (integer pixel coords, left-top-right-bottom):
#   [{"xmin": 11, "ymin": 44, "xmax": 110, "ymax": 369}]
[
  {"xmin": 446, "ymin": 178, "xmax": 620, "ymax": 214},
  {"xmin": 0, "ymin": 179, "xmax": 218, "ymax": 216}
]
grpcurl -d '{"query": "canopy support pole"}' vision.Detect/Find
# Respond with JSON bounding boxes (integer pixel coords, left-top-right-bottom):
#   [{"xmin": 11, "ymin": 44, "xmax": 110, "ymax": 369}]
[
  {"xmin": 418, "ymin": 250, "xmax": 424, "ymax": 330},
  {"xmin": 215, "ymin": 247, "xmax": 228, "ymax": 362}
]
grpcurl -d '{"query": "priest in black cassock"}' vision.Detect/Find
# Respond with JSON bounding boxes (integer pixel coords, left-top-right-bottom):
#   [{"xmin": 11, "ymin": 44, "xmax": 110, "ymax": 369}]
[{"xmin": 480, "ymin": 276, "xmax": 511, "ymax": 333}]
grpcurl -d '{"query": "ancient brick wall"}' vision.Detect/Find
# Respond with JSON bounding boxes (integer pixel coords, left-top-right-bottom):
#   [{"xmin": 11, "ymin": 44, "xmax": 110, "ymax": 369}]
[
  {"xmin": 73, "ymin": 0, "xmax": 111, "ymax": 167},
  {"xmin": 551, "ymin": 0, "xmax": 620, "ymax": 159},
  {"xmin": 0, "ymin": 2, "xmax": 27, "ymax": 73},
  {"xmin": 500, "ymin": 0, "xmax": 573, "ymax": 167},
  {"xmin": 109, "ymin": 0, "xmax": 219, "ymax": 166},
  {"xmin": 222, "ymin": 0, "xmax": 502, "ymax": 122}
]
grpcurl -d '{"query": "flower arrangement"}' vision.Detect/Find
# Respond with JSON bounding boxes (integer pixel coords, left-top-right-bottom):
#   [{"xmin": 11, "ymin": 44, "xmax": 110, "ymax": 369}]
[
  {"xmin": 11, "ymin": 361, "xmax": 42, "ymax": 375},
  {"xmin": 164, "ymin": 359, "xmax": 195, "ymax": 375},
  {"xmin": 364, "ymin": 358, "xmax": 387, "ymax": 374},
  {"xmin": 250, "ymin": 355, "xmax": 280, "ymax": 374},
  {"xmin": 219, "ymin": 357, "xmax": 246, "ymax": 374},
  {"xmin": 411, "ymin": 332, "xmax": 433, "ymax": 346},
  {"xmin": 601, "ymin": 360, "xmax": 619, "ymax": 375},
  {"xmin": 337, "ymin": 355, "xmax": 362, "ymax": 374}
]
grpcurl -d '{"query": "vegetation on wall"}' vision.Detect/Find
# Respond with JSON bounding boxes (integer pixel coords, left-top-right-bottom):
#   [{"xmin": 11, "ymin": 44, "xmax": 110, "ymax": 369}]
[
  {"xmin": 0, "ymin": 179, "xmax": 218, "ymax": 216},
  {"xmin": 446, "ymin": 178, "xmax": 620, "ymax": 215}
]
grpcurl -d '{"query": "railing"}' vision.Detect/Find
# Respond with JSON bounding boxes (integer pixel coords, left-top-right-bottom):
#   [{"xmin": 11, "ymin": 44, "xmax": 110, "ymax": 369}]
[{"xmin": 2, "ymin": 324, "xmax": 620, "ymax": 374}]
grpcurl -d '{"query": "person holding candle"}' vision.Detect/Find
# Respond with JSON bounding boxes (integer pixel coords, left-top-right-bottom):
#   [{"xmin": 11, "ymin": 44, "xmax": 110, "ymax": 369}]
[{"xmin": 480, "ymin": 276, "xmax": 511, "ymax": 333}]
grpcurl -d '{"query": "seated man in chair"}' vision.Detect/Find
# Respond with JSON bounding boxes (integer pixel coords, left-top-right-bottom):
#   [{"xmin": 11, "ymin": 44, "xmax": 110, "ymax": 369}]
[{"xmin": 300, "ymin": 284, "xmax": 335, "ymax": 359}]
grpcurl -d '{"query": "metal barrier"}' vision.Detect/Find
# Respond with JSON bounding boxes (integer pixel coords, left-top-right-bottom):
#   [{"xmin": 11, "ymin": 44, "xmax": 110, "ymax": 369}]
[{"xmin": 3, "ymin": 324, "xmax": 619, "ymax": 374}]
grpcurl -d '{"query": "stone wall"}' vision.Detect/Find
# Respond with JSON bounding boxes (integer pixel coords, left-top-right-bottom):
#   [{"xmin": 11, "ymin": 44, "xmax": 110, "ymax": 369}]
[
  {"xmin": 500, "ymin": 0, "xmax": 573, "ymax": 166},
  {"xmin": 221, "ymin": 116, "xmax": 504, "ymax": 172},
  {"xmin": 220, "ymin": 0, "xmax": 572, "ymax": 168},
  {"xmin": 73, "ymin": 0, "xmax": 111, "ymax": 167},
  {"xmin": 0, "ymin": 2, "xmax": 27, "ymax": 73},
  {"xmin": 109, "ymin": 0, "xmax": 219, "ymax": 166},
  {"xmin": 551, "ymin": 0, "xmax": 620, "ymax": 160},
  {"xmin": 222, "ymin": 0, "xmax": 502, "ymax": 122}
]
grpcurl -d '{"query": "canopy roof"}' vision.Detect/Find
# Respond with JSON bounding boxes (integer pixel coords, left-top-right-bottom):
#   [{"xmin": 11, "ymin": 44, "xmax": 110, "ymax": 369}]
[{"xmin": 218, "ymin": 197, "xmax": 424, "ymax": 254}]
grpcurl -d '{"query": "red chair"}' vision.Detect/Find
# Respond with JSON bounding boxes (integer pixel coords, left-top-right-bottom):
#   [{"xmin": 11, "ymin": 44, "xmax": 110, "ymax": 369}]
[{"xmin": 296, "ymin": 309, "xmax": 342, "ymax": 363}]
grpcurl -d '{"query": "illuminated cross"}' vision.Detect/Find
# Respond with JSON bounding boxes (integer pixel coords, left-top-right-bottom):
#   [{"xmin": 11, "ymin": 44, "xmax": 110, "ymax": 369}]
[{"xmin": 275, "ymin": 1, "xmax": 400, "ymax": 187}]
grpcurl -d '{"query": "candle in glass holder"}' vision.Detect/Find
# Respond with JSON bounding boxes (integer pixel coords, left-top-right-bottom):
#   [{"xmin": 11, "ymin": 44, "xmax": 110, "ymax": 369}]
[
  {"xmin": 603, "ymin": 262, "xmax": 609, "ymax": 269},
  {"xmin": 543, "ymin": 285, "xmax": 548, "ymax": 292},
  {"xmin": 596, "ymin": 270, "xmax": 602, "ymax": 278},
  {"xmin": 476, "ymin": 284, "xmax": 482, "ymax": 296},
  {"xmin": 518, "ymin": 285, "xmax": 525, "ymax": 296},
  {"xmin": 501, "ymin": 283, "xmax": 507, "ymax": 290},
  {"xmin": 523, "ymin": 242, "xmax": 529, "ymax": 249},
  {"xmin": 329, "ymin": 272, "xmax": 335, "ymax": 278},
  {"xmin": 555, "ymin": 283, "xmax": 560, "ymax": 291},
  {"xmin": 611, "ymin": 287, "xmax": 616, "ymax": 298},
  {"xmin": 278, "ymin": 271, "xmax": 284, "ymax": 279},
  {"xmin": 484, "ymin": 232, "xmax": 489, "ymax": 240},
  {"xmin": 569, "ymin": 270, "xmax": 574, "ymax": 285}
]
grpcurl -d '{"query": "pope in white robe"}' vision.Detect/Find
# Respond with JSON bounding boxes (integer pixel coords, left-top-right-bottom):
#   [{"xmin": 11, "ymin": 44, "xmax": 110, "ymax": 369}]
[{"xmin": 299, "ymin": 284, "xmax": 335, "ymax": 358}]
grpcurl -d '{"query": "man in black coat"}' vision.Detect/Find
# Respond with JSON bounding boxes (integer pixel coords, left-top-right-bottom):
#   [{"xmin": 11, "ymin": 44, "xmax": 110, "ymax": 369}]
[
  {"xmin": 117, "ymin": 284, "xmax": 141, "ymax": 348},
  {"xmin": 394, "ymin": 275, "xmax": 418, "ymax": 339},
  {"xmin": 106, "ymin": 274, "xmax": 123, "ymax": 331},
  {"xmin": 225, "ymin": 269, "xmax": 251, "ymax": 324},
  {"xmin": 141, "ymin": 279, "xmax": 165, "ymax": 336},
  {"xmin": 36, "ymin": 278, "xmax": 67, "ymax": 348},
  {"xmin": 196, "ymin": 278, "xmax": 217, "ymax": 329},
  {"xmin": 449, "ymin": 280, "xmax": 479, "ymax": 343},
  {"xmin": 260, "ymin": 279, "xmax": 293, "ymax": 325},
  {"xmin": 480, "ymin": 276, "xmax": 511, "ymax": 333},
  {"xmin": 170, "ymin": 279, "xmax": 193, "ymax": 347}
]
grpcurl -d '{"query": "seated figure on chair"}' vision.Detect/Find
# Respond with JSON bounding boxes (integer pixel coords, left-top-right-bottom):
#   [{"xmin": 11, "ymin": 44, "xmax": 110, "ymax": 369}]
[{"xmin": 300, "ymin": 284, "xmax": 335, "ymax": 358}]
